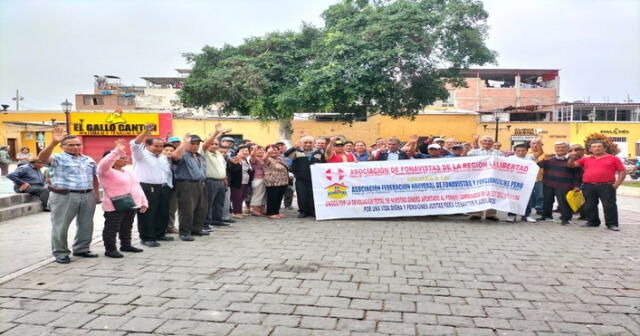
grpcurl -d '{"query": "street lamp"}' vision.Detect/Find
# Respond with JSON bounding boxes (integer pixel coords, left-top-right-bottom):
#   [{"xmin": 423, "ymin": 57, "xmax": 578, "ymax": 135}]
[
  {"xmin": 493, "ymin": 109, "xmax": 502, "ymax": 141},
  {"xmin": 61, "ymin": 99, "xmax": 72, "ymax": 133}
]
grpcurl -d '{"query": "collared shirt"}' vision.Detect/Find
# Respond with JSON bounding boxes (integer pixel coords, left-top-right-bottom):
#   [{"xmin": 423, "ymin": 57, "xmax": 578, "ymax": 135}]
[
  {"xmin": 7, "ymin": 163, "xmax": 46, "ymax": 186},
  {"xmin": 130, "ymin": 140, "xmax": 172, "ymax": 187},
  {"xmin": 576, "ymin": 154, "xmax": 625, "ymax": 183},
  {"xmin": 49, "ymin": 152, "xmax": 96, "ymax": 190},
  {"xmin": 201, "ymin": 149, "xmax": 227, "ymax": 179},
  {"xmin": 174, "ymin": 150, "xmax": 207, "ymax": 181},
  {"xmin": 387, "ymin": 152, "xmax": 400, "ymax": 161},
  {"xmin": 467, "ymin": 148, "xmax": 504, "ymax": 157}
]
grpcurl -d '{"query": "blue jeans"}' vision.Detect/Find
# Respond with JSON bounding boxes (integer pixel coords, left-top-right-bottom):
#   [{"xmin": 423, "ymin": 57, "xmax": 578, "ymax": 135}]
[{"xmin": 532, "ymin": 181, "xmax": 543, "ymax": 213}]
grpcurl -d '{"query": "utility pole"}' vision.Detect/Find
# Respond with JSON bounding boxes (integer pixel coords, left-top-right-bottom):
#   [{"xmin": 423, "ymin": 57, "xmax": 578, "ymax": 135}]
[{"xmin": 12, "ymin": 90, "xmax": 24, "ymax": 111}]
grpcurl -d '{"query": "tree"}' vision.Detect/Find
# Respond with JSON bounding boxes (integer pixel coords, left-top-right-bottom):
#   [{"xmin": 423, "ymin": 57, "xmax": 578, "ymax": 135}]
[{"xmin": 179, "ymin": 0, "xmax": 496, "ymax": 143}]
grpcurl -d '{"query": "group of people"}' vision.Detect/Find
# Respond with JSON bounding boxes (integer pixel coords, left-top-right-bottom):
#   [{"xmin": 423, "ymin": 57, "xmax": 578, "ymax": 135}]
[{"xmin": 2, "ymin": 123, "xmax": 627, "ymax": 264}]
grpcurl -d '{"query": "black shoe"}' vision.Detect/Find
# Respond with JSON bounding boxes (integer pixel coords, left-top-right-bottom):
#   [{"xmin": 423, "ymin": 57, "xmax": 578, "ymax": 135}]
[
  {"xmin": 212, "ymin": 222, "xmax": 230, "ymax": 227},
  {"xmin": 72, "ymin": 251, "xmax": 98, "ymax": 258},
  {"xmin": 580, "ymin": 223, "xmax": 599, "ymax": 227},
  {"xmin": 607, "ymin": 226, "xmax": 620, "ymax": 231},
  {"xmin": 192, "ymin": 230, "xmax": 210, "ymax": 236},
  {"xmin": 203, "ymin": 226, "xmax": 214, "ymax": 232},
  {"xmin": 105, "ymin": 250, "xmax": 124, "ymax": 258},
  {"xmin": 537, "ymin": 216, "xmax": 553, "ymax": 221},
  {"xmin": 54, "ymin": 256, "xmax": 70, "ymax": 264},
  {"xmin": 577, "ymin": 217, "xmax": 588, "ymax": 220},
  {"xmin": 141, "ymin": 240, "xmax": 160, "ymax": 247},
  {"xmin": 561, "ymin": 220, "xmax": 570, "ymax": 225},
  {"xmin": 43, "ymin": 207, "xmax": 51, "ymax": 212},
  {"xmin": 297, "ymin": 213, "xmax": 307, "ymax": 218},
  {"xmin": 222, "ymin": 219, "xmax": 236, "ymax": 223},
  {"xmin": 120, "ymin": 246, "xmax": 143, "ymax": 253},
  {"xmin": 157, "ymin": 236, "xmax": 174, "ymax": 241},
  {"xmin": 485, "ymin": 216, "xmax": 499, "ymax": 221},
  {"xmin": 180, "ymin": 235, "xmax": 195, "ymax": 241},
  {"xmin": 469, "ymin": 215, "xmax": 481, "ymax": 220}
]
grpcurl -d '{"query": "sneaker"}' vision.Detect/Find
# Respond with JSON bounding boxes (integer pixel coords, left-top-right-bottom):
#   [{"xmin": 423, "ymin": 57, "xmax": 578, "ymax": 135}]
[
  {"xmin": 505, "ymin": 215, "xmax": 517, "ymax": 222},
  {"xmin": 524, "ymin": 216, "xmax": 537, "ymax": 223}
]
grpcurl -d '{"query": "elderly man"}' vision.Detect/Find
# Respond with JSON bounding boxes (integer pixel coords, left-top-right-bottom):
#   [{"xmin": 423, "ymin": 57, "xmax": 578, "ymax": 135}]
[
  {"xmin": 285, "ymin": 135, "xmax": 325, "ymax": 218},
  {"xmin": 7, "ymin": 159, "xmax": 50, "ymax": 210},
  {"xmin": 467, "ymin": 135, "xmax": 503, "ymax": 221},
  {"xmin": 201, "ymin": 124, "xmax": 231, "ymax": 230},
  {"xmin": 131, "ymin": 124, "xmax": 174, "ymax": 247},
  {"xmin": 569, "ymin": 141, "xmax": 626, "ymax": 231},
  {"xmin": 220, "ymin": 136, "xmax": 236, "ymax": 158},
  {"xmin": 38, "ymin": 127, "xmax": 100, "ymax": 264},
  {"xmin": 314, "ymin": 137, "xmax": 327, "ymax": 154},
  {"xmin": 537, "ymin": 142, "xmax": 580, "ymax": 225},
  {"xmin": 172, "ymin": 134, "xmax": 209, "ymax": 240},
  {"xmin": 0, "ymin": 145, "xmax": 10, "ymax": 176},
  {"xmin": 375, "ymin": 137, "xmax": 412, "ymax": 160}
]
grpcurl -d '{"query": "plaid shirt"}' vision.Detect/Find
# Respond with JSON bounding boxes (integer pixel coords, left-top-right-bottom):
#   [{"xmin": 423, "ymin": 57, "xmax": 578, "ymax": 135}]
[{"xmin": 50, "ymin": 152, "xmax": 96, "ymax": 190}]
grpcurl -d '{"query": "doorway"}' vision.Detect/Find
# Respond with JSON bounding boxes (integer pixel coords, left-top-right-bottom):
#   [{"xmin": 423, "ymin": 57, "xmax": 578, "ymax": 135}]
[{"xmin": 7, "ymin": 138, "xmax": 16, "ymax": 161}]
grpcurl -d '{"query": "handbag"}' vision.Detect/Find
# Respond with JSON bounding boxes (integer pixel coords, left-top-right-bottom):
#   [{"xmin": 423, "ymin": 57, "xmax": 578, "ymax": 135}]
[{"xmin": 104, "ymin": 171, "xmax": 136, "ymax": 211}]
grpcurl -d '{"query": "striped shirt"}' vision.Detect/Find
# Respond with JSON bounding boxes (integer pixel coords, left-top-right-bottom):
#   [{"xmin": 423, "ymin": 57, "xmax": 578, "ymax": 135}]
[
  {"xmin": 538, "ymin": 157, "xmax": 579, "ymax": 190},
  {"xmin": 50, "ymin": 152, "xmax": 96, "ymax": 190}
]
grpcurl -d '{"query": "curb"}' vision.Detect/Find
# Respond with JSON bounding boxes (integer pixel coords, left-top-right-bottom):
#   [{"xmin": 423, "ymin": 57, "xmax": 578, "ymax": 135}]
[{"xmin": 618, "ymin": 186, "xmax": 640, "ymax": 197}]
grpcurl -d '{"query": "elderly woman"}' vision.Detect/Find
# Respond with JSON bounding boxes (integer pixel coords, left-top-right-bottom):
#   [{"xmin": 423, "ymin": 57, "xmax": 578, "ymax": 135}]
[
  {"xmin": 249, "ymin": 145, "xmax": 266, "ymax": 216},
  {"xmin": 227, "ymin": 145, "xmax": 251, "ymax": 218},
  {"xmin": 98, "ymin": 140, "xmax": 148, "ymax": 258},
  {"xmin": 263, "ymin": 144, "xmax": 290, "ymax": 219}
]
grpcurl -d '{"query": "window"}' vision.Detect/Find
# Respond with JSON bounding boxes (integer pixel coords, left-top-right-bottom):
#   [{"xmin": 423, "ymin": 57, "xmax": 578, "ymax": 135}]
[
  {"xmin": 118, "ymin": 96, "xmax": 135, "ymax": 106},
  {"xmin": 616, "ymin": 110, "xmax": 631, "ymax": 121},
  {"xmin": 82, "ymin": 96, "xmax": 103, "ymax": 105},
  {"xmin": 572, "ymin": 110, "xmax": 591, "ymax": 121}
]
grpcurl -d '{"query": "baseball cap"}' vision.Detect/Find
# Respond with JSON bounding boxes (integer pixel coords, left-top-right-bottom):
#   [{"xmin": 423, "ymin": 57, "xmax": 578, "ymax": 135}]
[
  {"xmin": 451, "ymin": 144, "xmax": 463, "ymax": 150},
  {"xmin": 334, "ymin": 140, "xmax": 345, "ymax": 146},
  {"xmin": 434, "ymin": 138, "xmax": 445, "ymax": 142},
  {"xmin": 188, "ymin": 135, "xmax": 203, "ymax": 143},
  {"xmin": 428, "ymin": 144, "xmax": 442, "ymax": 150},
  {"xmin": 168, "ymin": 136, "xmax": 181, "ymax": 143},
  {"xmin": 221, "ymin": 136, "xmax": 235, "ymax": 142}
]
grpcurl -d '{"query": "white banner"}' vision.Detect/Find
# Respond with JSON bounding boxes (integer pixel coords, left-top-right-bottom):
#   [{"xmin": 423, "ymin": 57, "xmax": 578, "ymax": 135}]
[{"xmin": 311, "ymin": 156, "xmax": 539, "ymax": 220}]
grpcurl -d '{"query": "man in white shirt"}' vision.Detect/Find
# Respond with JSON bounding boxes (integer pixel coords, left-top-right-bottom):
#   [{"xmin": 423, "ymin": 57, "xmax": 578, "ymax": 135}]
[
  {"xmin": 467, "ymin": 135, "xmax": 503, "ymax": 221},
  {"xmin": 131, "ymin": 124, "xmax": 173, "ymax": 248}
]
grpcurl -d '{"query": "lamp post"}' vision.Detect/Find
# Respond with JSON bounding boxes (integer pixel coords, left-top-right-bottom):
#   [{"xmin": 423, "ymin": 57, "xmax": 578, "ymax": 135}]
[
  {"xmin": 493, "ymin": 109, "xmax": 500, "ymax": 141},
  {"xmin": 61, "ymin": 99, "xmax": 72, "ymax": 133}
]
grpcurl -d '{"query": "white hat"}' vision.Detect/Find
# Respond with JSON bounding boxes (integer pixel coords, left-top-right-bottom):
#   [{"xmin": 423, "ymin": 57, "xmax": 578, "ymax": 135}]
[
  {"xmin": 428, "ymin": 144, "xmax": 442, "ymax": 149},
  {"xmin": 434, "ymin": 138, "xmax": 445, "ymax": 142}
]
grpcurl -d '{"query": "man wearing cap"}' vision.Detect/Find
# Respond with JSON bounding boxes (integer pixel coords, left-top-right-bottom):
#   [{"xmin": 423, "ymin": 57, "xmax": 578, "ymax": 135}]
[
  {"xmin": 220, "ymin": 136, "xmax": 236, "ymax": 158},
  {"xmin": 131, "ymin": 125, "xmax": 174, "ymax": 247},
  {"xmin": 449, "ymin": 144, "xmax": 464, "ymax": 157},
  {"xmin": 326, "ymin": 138, "xmax": 356, "ymax": 163},
  {"xmin": 171, "ymin": 133, "xmax": 209, "ymax": 240},
  {"xmin": 166, "ymin": 136, "xmax": 181, "ymax": 234},
  {"xmin": 7, "ymin": 158, "xmax": 50, "ymax": 210},
  {"xmin": 418, "ymin": 144, "xmax": 445, "ymax": 158}
]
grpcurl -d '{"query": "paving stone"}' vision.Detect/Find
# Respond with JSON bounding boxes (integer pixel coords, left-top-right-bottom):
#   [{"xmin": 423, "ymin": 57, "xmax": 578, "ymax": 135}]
[
  {"xmin": 437, "ymin": 315, "xmax": 475, "ymax": 327},
  {"xmin": 294, "ymin": 305, "xmax": 330, "ymax": 316},
  {"xmin": 351, "ymin": 298, "xmax": 383, "ymax": 310},
  {"xmin": 299, "ymin": 316, "xmax": 337, "ymax": 329},
  {"xmin": 2, "ymin": 324, "xmax": 53, "ymax": 336},
  {"xmin": 259, "ymin": 303, "xmax": 295, "ymax": 314},
  {"xmin": 226, "ymin": 312, "xmax": 265, "ymax": 324},
  {"xmin": 83, "ymin": 315, "xmax": 130, "ymax": 330},
  {"xmin": 449, "ymin": 304, "xmax": 486, "ymax": 317},
  {"xmin": 14, "ymin": 311, "xmax": 64, "ymax": 325},
  {"xmin": 485, "ymin": 307, "xmax": 522, "ymax": 319},
  {"xmin": 366, "ymin": 311, "xmax": 403, "ymax": 322},
  {"xmin": 94, "ymin": 304, "xmax": 133, "ymax": 316},
  {"xmin": 117, "ymin": 317, "xmax": 165, "ymax": 333},
  {"xmin": 155, "ymin": 319, "xmax": 199, "ymax": 334},
  {"xmin": 329, "ymin": 307, "xmax": 365, "ymax": 319},
  {"xmin": 416, "ymin": 302, "xmax": 451, "ymax": 315},
  {"xmin": 99, "ymin": 294, "xmax": 140, "ymax": 305},
  {"xmin": 385, "ymin": 300, "xmax": 417, "ymax": 312},
  {"xmin": 378, "ymin": 321, "xmax": 417, "ymax": 335},
  {"xmin": 316, "ymin": 296, "xmax": 350, "ymax": 308},
  {"xmin": 416, "ymin": 324, "xmax": 456, "ymax": 335},
  {"xmin": 48, "ymin": 313, "xmax": 98, "ymax": 328},
  {"xmin": 271, "ymin": 326, "xmax": 313, "ymax": 336},
  {"xmin": 262, "ymin": 314, "xmax": 301, "ymax": 327},
  {"xmin": 473, "ymin": 317, "xmax": 511, "ymax": 329},
  {"xmin": 190, "ymin": 322, "xmax": 236, "ymax": 335},
  {"xmin": 228, "ymin": 324, "xmax": 273, "ymax": 336}
]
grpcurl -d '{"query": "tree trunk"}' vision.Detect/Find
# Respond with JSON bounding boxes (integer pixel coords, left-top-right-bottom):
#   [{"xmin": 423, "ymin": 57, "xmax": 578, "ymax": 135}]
[{"xmin": 278, "ymin": 119, "xmax": 294, "ymax": 148}]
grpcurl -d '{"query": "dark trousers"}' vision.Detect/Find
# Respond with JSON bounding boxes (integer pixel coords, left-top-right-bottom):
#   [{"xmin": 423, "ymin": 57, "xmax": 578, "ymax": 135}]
[
  {"xmin": 137, "ymin": 183, "xmax": 171, "ymax": 241},
  {"xmin": 283, "ymin": 184, "xmax": 294, "ymax": 207},
  {"xmin": 542, "ymin": 186, "xmax": 573, "ymax": 221},
  {"xmin": 176, "ymin": 181, "xmax": 208, "ymax": 235},
  {"xmin": 295, "ymin": 178, "xmax": 315, "ymax": 216},
  {"xmin": 230, "ymin": 184, "xmax": 249, "ymax": 214},
  {"xmin": 14, "ymin": 183, "xmax": 49, "ymax": 208},
  {"xmin": 582, "ymin": 183, "xmax": 618, "ymax": 227},
  {"xmin": 103, "ymin": 209, "xmax": 137, "ymax": 251},
  {"xmin": 0, "ymin": 163, "xmax": 8, "ymax": 176},
  {"xmin": 205, "ymin": 179, "xmax": 226, "ymax": 226},
  {"xmin": 266, "ymin": 185, "xmax": 287, "ymax": 215}
]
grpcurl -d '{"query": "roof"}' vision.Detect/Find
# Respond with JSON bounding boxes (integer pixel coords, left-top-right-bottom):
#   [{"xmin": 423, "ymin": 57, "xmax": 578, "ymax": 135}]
[
  {"xmin": 460, "ymin": 69, "xmax": 559, "ymax": 77},
  {"xmin": 175, "ymin": 69, "xmax": 192, "ymax": 74},
  {"xmin": 141, "ymin": 77, "xmax": 184, "ymax": 86},
  {"xmin": 556, "ymin": 102, "xmax": 640, "ymax": 108}
]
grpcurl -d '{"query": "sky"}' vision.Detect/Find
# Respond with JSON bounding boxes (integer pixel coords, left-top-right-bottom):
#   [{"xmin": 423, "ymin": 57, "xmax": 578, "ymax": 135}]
[{"xmin": 0, "ymin": 0, "xmax": 638, "ymax": 111}]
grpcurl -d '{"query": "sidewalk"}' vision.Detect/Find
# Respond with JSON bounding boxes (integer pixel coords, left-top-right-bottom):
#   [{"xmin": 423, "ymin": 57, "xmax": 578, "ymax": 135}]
[{"xmin": 0, "ymin": 198, "xmax": 639, "ymax": 335}]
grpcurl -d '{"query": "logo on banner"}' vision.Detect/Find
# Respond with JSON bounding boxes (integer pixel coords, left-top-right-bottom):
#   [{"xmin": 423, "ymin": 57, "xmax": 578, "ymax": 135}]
[
  {"xmin": 325, "ymin": 183, "xmax": 348, "ymax": 199},
  {"xmin": 325, "ymin": 168, "xmax": 345, "ymax": 181}
]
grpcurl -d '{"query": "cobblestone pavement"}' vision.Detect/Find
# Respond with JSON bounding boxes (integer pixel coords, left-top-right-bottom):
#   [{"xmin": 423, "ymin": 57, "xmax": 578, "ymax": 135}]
[{"xmin": 0, "ymin": 200, "xmax": 639, "ymax": 335}]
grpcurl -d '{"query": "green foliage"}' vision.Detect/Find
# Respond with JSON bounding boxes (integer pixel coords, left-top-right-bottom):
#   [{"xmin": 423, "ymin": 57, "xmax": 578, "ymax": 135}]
[{"xmin": 179, "ymin": 0, "xmax": 496, "ymax": 124}]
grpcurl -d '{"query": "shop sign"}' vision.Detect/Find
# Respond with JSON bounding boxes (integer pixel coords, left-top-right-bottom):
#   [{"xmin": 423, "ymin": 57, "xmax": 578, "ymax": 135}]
[
  {"xmin": 510, "ymin": 135, "xmax": 536, "ymax": 141},
  {"xmin": 600, "ymin": 128, "xmax": 630, "ymax": 135},
  {"xmin": 70, "ymin": 112, "xmax": 159, "ymax": 136},
  {"xmin": 513, "ymin": 128, "xmax": 538, "ymax": 136}
]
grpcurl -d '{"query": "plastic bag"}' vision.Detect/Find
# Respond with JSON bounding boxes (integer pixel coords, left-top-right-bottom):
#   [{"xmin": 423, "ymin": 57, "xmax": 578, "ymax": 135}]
[{"xmin": 566, "ymin": 190, "xmax": 585, "ymax": 212}]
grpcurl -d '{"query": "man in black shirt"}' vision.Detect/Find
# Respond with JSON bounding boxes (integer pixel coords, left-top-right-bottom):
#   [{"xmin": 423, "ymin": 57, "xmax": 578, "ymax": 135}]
[{"xmin": 285, "ymin": 135, "xmax": 325, "ymax": 218}]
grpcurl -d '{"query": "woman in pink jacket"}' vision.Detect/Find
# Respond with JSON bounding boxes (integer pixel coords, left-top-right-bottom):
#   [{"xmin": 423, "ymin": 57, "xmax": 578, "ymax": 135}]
[{"xmin": 98, "ymin": 140, "xmax": 148, "ymax": 258}]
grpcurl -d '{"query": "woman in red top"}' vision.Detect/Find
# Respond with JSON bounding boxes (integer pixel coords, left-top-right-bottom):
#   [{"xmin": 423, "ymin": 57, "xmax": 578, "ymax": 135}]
[{"xmin": 326, "ymin": 138, "xmax": 356, "ymax": 163}]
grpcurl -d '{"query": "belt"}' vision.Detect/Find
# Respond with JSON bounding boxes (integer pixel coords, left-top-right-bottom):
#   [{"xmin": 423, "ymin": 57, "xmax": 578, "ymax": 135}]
[
  {"xmin": 206, "ymin": 178, "xmax": 225, "ymax": 181},
  {"xmin": 140, "ymin": 182, "xmax": 168, "ymax": 187},
  {"xmin": 69, "ymin": 189, "xmax": 93, "ymax": 193},
  {"xmin": 175, "ymin": 179, "xmax": 204, "ymax": 183},
  {"xmin": 585, "ymin": 182, "xmax": 613, "ymax": 185}
]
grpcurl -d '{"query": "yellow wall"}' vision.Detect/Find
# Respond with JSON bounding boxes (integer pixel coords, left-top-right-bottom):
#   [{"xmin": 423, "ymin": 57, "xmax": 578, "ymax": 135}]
[
  {"xmin": 476, "ymin": 122, "xmax": 572, "ymax": 153},
  {"xmin": 570, "ymin": 122, "xmax": 640, "ymax": 157},
  {"xmin": 0, "ymin": 112, "xmax": 65, "ymax": 157},
  {"xmin": 171, "ymin": 119, "xmax": 281, "ymax": 144}
]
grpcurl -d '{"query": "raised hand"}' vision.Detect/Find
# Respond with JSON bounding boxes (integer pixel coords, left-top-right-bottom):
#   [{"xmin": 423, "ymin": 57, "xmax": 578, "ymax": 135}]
[
  {"xmin": 409, "ymin": 134, "xmax": 419, "ymax": 143},
  {"xmin": 215, "ymin": 123, "xmax": 222, "ymax": 133},
  {"xmin": 114, "ymin": 139, "xmax": 127, "ymax": 153},
  {"xmin": 52, "ymin": 127, "xmax": 67, "ymax": 143},
  {"xmin": 183, "ymin": 133, "xmax": 192, "ymax": 143}
]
